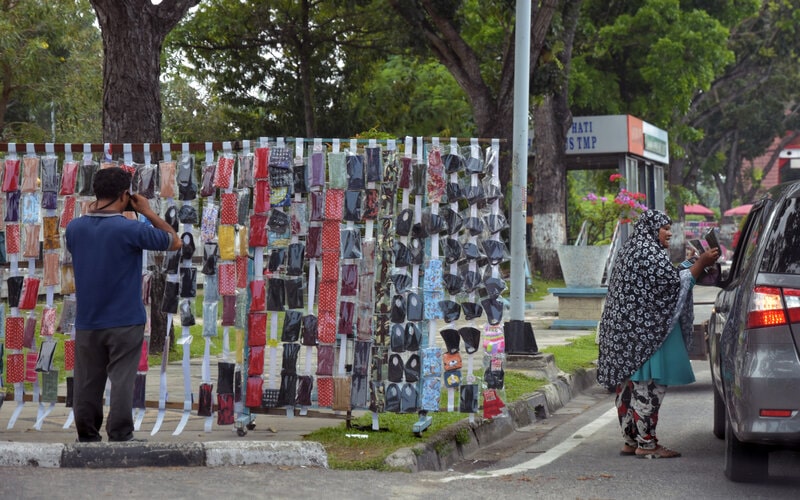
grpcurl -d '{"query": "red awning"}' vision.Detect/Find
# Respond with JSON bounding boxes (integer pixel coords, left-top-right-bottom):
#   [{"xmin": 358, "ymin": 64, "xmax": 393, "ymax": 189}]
[
  {"xmin": 723, "ymin": 204, "xmax": 753, "ymax": 217},
  {"xmin": 684, "ymin": 204, "xmax": 715, "ymax": 216}
]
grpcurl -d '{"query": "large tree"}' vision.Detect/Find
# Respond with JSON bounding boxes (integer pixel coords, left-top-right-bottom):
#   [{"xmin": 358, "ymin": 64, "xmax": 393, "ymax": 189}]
[
  {"xmin": 387, "ymin": 0, "xmax": 581, "ymax": 279},
  {"xmin": 0, "ymin": 0, "xmax": 102, "ymax": 142},
  {"xmin": 89, "ymin": 0, "xmax": 199, "ymax": 143}
]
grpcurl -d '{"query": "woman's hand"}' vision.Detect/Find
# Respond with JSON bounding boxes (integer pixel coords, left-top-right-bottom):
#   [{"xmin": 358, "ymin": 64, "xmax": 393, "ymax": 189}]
[{"xmin": 698, "ymin": 247, "xmax": 720, "ymax": 268}]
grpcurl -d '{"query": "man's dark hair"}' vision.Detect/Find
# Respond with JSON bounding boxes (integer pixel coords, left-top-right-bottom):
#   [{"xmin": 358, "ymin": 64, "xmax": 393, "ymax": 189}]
[{"xmin": 93, "ymin": 167, "xmax": 132, "ymax": 199}]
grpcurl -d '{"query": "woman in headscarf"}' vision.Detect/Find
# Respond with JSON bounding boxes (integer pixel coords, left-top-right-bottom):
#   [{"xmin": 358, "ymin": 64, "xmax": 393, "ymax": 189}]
[{"xmin": 597, "ymin": 210, "xmax": 719, "ymax": 459}]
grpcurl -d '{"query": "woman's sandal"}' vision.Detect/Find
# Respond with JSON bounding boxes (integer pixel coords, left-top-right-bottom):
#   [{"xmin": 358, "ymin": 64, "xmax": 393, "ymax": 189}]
[
  {"xmin": 635, "ymin": 445, "xmax": 681, "ymax": 459},
  {"xmin": 620, "ymin": 444, "xmax": 637, "ymax": 456}
]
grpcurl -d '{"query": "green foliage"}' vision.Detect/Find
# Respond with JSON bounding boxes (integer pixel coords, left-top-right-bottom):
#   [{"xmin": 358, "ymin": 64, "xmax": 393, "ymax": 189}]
[{"xmin": 0, "ymin": 0, "xmax": 102, "ymax": 142}]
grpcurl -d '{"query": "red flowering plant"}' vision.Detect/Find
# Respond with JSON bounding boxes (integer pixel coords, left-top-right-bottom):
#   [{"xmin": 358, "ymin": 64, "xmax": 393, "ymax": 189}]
[{"xmin": 578, "ymin": 173, "xmax": 647, "ymax": 245}]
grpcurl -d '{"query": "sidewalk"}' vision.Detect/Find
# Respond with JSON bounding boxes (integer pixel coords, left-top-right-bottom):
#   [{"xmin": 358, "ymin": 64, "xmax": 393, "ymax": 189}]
[{"xmin": 0, "ymin": 293, "xmax": 623, "ymax": 468}]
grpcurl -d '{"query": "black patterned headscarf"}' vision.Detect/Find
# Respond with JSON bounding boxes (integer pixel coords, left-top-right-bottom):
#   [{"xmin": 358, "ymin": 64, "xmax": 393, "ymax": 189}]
[{"xmin": 596, "ymin": 210, "xmax": 681, "ymax": 389}]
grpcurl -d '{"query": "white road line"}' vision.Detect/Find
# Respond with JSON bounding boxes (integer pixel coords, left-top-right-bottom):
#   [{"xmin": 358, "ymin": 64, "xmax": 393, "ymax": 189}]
[{"xmin": 440, "ymin": 405, "xmax": 617, "ymax": 482}]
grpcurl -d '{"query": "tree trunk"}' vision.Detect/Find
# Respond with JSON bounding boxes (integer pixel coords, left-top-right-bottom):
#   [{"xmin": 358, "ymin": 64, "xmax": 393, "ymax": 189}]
[
  {"xmin": 90, "ymin": 0, "xmax": 199, "ymax": 144},
  {"xmin": 531, "ymin": 94, "xmax": 568, "ymax": 279}
]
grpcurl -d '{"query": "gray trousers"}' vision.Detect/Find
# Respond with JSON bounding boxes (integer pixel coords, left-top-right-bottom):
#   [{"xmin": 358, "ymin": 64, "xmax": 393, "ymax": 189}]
[{"xmin": 74, "ymin": 325, "xmax": 144, "ymax": 442}]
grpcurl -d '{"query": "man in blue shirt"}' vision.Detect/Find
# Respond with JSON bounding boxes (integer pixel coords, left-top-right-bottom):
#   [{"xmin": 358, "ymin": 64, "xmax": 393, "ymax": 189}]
[{"xmin": 66, "ymin": 167, "xmax": 181, "ymax": 442}]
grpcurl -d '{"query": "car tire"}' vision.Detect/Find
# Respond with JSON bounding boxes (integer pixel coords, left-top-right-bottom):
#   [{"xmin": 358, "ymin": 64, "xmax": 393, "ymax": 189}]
[
  {"xmin": 724, "ymin": 416, "xmax": 768, "ymax": 482},
  {"xmin": 712, "ymin": 383, "xmax": 725, "ymax": 440}
]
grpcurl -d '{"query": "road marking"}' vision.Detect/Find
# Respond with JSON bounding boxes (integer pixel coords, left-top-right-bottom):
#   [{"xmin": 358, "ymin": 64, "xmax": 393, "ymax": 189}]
[{"xmin": 440, "ymin": 406, "xmax": 617, "ymax": 482}]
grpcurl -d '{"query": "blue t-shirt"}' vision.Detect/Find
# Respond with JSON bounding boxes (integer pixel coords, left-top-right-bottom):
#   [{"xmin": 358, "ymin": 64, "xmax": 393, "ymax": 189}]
[{"xmin": 65, "ymin": 214, "xmax": 172, "ymax": 330}]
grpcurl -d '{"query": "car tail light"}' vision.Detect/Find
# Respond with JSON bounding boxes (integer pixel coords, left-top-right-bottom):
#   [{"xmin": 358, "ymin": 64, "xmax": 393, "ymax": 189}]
[
  {"xmin": 783, "ymin": 287, "xmax": 800, "ymax": 323},
  {"xmin": 760, "ymin": 409, "xmax": 794, "ymax": 418},
  {"xmin": 747, "ymin": 286, "xmax": 787, "ymax": 328}
]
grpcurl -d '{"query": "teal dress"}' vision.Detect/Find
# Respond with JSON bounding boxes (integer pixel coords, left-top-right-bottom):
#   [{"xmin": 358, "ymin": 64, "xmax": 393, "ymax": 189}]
[{"xmin": 630, "ymin": 322, "xmax": 695, "ymax": 386}]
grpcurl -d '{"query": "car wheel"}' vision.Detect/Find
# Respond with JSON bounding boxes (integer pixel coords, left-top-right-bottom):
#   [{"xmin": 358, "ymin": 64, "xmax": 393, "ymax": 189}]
[
  {"xmin": 712, "ymin": 383, "xmax": 725, "ymax": 439},
  {"xmin": 724, "ymin": 416, "xmax": 768, "ymax": 482}
]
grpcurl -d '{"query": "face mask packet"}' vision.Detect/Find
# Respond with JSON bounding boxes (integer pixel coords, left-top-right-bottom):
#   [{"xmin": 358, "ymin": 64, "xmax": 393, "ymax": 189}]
[
  {"xmin": 203, "ymin": 297, "xmax": 221, "ymax": 338},
  {"xmin": 179, "ymin": 267, "xmax": 197, "ymax": 298},
  {"xmin": 461, "ymin": 302, "xmax": 484, "ymax": 321},
  {"xmin": 481, "ymin": 296, "xmax": 504, "ymax": 325},
  {"xmin": 389, "ymin": 294, "xmax": 405, "ymax": 323},
  {"xmin": 316, "ymin": 344, "xmax": 335, "ymax": 376},
  {"xmin": 213, "ymin": 154, "xmax": 234, "ymax": 190},
  {"xmin": 219, "ymin": 192, "xmax": 238, "ymax": 225},
  {"xmin": 267, "ymin": 277, "xmax": 285, "ymax": 311},
  {"xmin": 282, "ymin": 342, "xmax": 300, "ymax": 375},
  {"xmin": 201, "ymin": 243, "xmax": 218, "ymax": 275},
  {"xmin": 426, "ymin": 146, "xmax": 445, "ymax": 203},
  {"xmin": 309, "ymin": 151, "xmax": 325, "ymax": 188},
  {"xmin": 268, "ymin": 247, "xmax": 285, "ymax": 273},
  {"xmin": 395, "ymin": 156, "xmax": 412, "ymax": 190},
  {"xmin": 6, "ymin": 275, "xmax": 24, "ymax": 307},
  {"xmin": 443, "ymin": 273, "xmax": 463, "ymax": 296},
  {"xmin": 281, "ymin": 310, "xmax": 303, "ymax": 343},
  {"xmin": 301, "ymin": 314, "xmax": 318, "ymax": 346},
  {"xmin": 484, "ymin": 213, "xmax": 508, "ymax": 235},
  {"xmin": 43, "ymin": 252, "xmax": 59, "ymax": 287},
  {"xmin": 293, "ymin": 163, "xmax": 308, "ymax": 194},
  {"xmin": 200, "ymin": 203, "xmax": 219, "ymax": 243},
  {"xmin": 421, "ymin": 208, "xmax": 446, "ymax": 236},
  {"xmin": 306, "ymin": 225, "xmax": 322, "ymax": 259},
  {"xmin": 244, "ymin": 214, "xmax": 265, "ymax": 248},
  {"xmin": 380, "ymin": 183, "xmax": 396, "ymax": 216},
  {"xmin": 20, "ymin": 192, "xmax": 40, "ymax": 225},
  {"xmin": 464, "ymin": 146, "xmax": 485, "ymax": 174},
  {"xmin": 446, "ymin": 181, "xmax": 464, "ymax": 203},
  {"xmin": 387, "ymin": 353, "xmax": 404, "ymax": 383},
  {"xmin": 35, "ymin": 338, "xmax": 58, "ymax": 373},
  {"xmin": 462, "ymin": 241, "xmax": 481, "ymax": 261},
  {"xmin": 463, "ymin": 213, "xmax": 484, "ymax": 236},
  {"xmin": 346, "ymin": 152, "xmax": 365, "ymax": 190},
  {"xmin": 442, "ymin": 152, "xmax": 465, "ymax": 174},
  {"xmin": 460, "ymin": 267, "xmax": 482, "ymax": 293},
  {"xmin": 269, "ymin": 146, "xmax": 292, "ymax": 169},
  {"xmin": 253, "ymin": 179, "xmax": 270, "ymax": 214},
  {"xmin": 340, "ymin": 227, "xmax": 362, "ymax": 260},
  {"xmin": 176, "ymin": 203, "xmax": 197, "ymax": 225},
  {"xmin": 364, "ymin": 146, "xmax": 382, "ymax": 183},
  {"xmin": 203, "ymin": 273, "xmax": 220, "ymax": 303},
  {"xmin": 343, "ymin": 190, "xmax": 362, "ymax": 222},
  {"xmin": 308, "ymin": 190, "xmax": 325, "ymax": 221},
  {"xmin": 58, "ymin": 296, "xmax": 77, "ymax": 333},
  {"xmin": 411, "ymin": 162, "xmax": 427, "ymax": 196},
  {"xmin": 2, "ymin": 158, "xmax": 20, "ymax": 192},
  {"xmin": 286, "ymin": 242, "xmax": 305, "ymax": 276},
  {"xmin": 360, "ymin": 188, "xmax": 379, "ymax": 221},
  {"xmin": 44, "ymin": 215, "xmax": 60, "ymax": 250},
  {"xmin": 405, "ymin": 322, "xmax": 422, "ymax": 351},
  {"xmin": 481, "ymin": 239, "xmax": 509, "ymax": 265},
  {"xmin": 38, "ymin": 156, "xmax": 58, "ymax": 193},
  {"xmin": 22, "ymin": 314, "xmax": 37, "ymax": 349},
  {"xmin": 39, "ymin": 190, "xmax": 57, "ymax": 211},
  {"xmin": 59, "ymin": 160, "xmax": 79, "ymax": 195},
  {"xmin": 408, "ymin": 237, "xmax": 425, "ymax": 265},
  {"xmin": 253, "ymin": 146, "xmax": 269, "ymax": 179},
  {"xmin": 459, "ymin": 384, "xmax": 479, "ymax": 413},
  {"xmin": 244, "ymin": 311, "xmax": 266, "ymax": 347},
  {"xmin": 133, "ymin": 163, "xmax": 157, "ymax": 199},
  {"xmin": 395, "ymin": 208, "xmax": 414, "ymax": 236},
  {"xmin": 441, "ymin": 237, "xmax": 462, "ymax": 264},
  {"xmin": 340, "ymin": 263, "xmax": 358, "ymax": 297},
  {"xmin": 439, "ymin": 206, "xmax": 463, "ymax": 235},
  {"xmin": 439, "ymin": 299, "xmax": 461, "ymax": 323},
  {"xmin": 338, "ymin": 299, "xmax": 355, "ymax": 337},
  {"xmin": 389, "ymin": 323, "xmax": 405, "ymax": 353},
  {"xmin": 160, "ymin": 279, "xmax": 180, "ymax": 314},
  {"xmin": 76, "ymin": 159, "xmax": 98, "ymax": 197},
  {"xmin": 23, "ymin": 223, "xmax": 40, "ymax": 258},
  {"xmin": 5, "ymin": 190, "xmax": 19, "ymax": 222},
  {"xmin": 464, "ymin": 184, "xmax": 486, "ymax": 206},
  {"xmin": 197, "ymin": 383, "xmax": 214, "ymax": 417},
  {"xmin": 285, "ymin": 278, "xmax": 304, "ymax": 310},
  {"xmin": 237, "ymin": 153, "xmax": 255, "ymax": 189},
  {"xmin": 179, "ymin": 299, "xmax": 196, "ymax": 327},
  {"xmin": 483, "ymin": 276, "xmax": 507, "ymax": 298},
  {"xmin": 356, "ymin": 305, "xmax": 373, "ymax": 341},
  {"xmin": 199, "ymin": 162, "xmax": 216, "ymax": 197},
  {"xmin": 393, "ymin": 241, "xmax": 411, "ymax": 268},
  {"xmin": 269, "ymin": 165, "xmax": 293, "ymax": 188},
  {"xmin": 176, "ymin": 153, "xmax": 196, "ymax": 200}
]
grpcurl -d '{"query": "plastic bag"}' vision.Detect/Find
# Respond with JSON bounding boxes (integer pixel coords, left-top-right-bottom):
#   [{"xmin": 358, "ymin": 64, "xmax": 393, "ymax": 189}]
[{"xmin": 177, "ymin": 154, "xmax": 197, "ymax": 201}]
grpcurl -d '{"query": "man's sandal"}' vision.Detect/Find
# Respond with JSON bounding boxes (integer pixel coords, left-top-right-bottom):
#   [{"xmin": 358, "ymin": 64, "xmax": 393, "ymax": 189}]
[
  {"xmin": 635, "ymin": 445, "xmax": 681, "ymax": 459},
  {"xmin": 620, "ymin": 444, "xmax": 637, "ymax": 456}
]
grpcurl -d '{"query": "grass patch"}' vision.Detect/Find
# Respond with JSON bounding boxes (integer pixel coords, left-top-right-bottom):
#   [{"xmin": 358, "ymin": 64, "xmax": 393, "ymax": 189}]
[
  {"xmin": 541, "ymin": 333, "xmax": 598, "ymax": 373},
  {"xmin": 306, "ymin": 371, "xmax": 555, "ymax": 470}
]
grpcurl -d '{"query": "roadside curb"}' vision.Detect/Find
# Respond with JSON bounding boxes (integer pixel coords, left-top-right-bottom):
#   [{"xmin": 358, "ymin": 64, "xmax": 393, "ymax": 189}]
[
  {"xmin": 0, "ymin": 440, "xmax": 329, "ymax": 469},
  {"xmin": 384, "ymin": 366, "xmax": 599, "ymax": 472}
]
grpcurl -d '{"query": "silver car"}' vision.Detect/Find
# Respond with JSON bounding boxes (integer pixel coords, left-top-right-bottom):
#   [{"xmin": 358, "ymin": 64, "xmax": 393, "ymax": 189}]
[{"xmin": 707, "ymin": 181, "xmax": 800, "ymax": 482}]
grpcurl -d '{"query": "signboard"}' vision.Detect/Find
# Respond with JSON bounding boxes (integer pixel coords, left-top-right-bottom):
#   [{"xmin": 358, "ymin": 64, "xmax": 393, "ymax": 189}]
[{"xmin": 529, "ymin": 115, "xmax": 669, "ymax": 164}]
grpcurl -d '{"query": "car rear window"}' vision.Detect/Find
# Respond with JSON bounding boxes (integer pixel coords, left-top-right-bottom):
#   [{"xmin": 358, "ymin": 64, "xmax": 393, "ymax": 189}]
[{"xmin": 760, "ymin": 196, "xmax": 800, "ymax": 274}]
